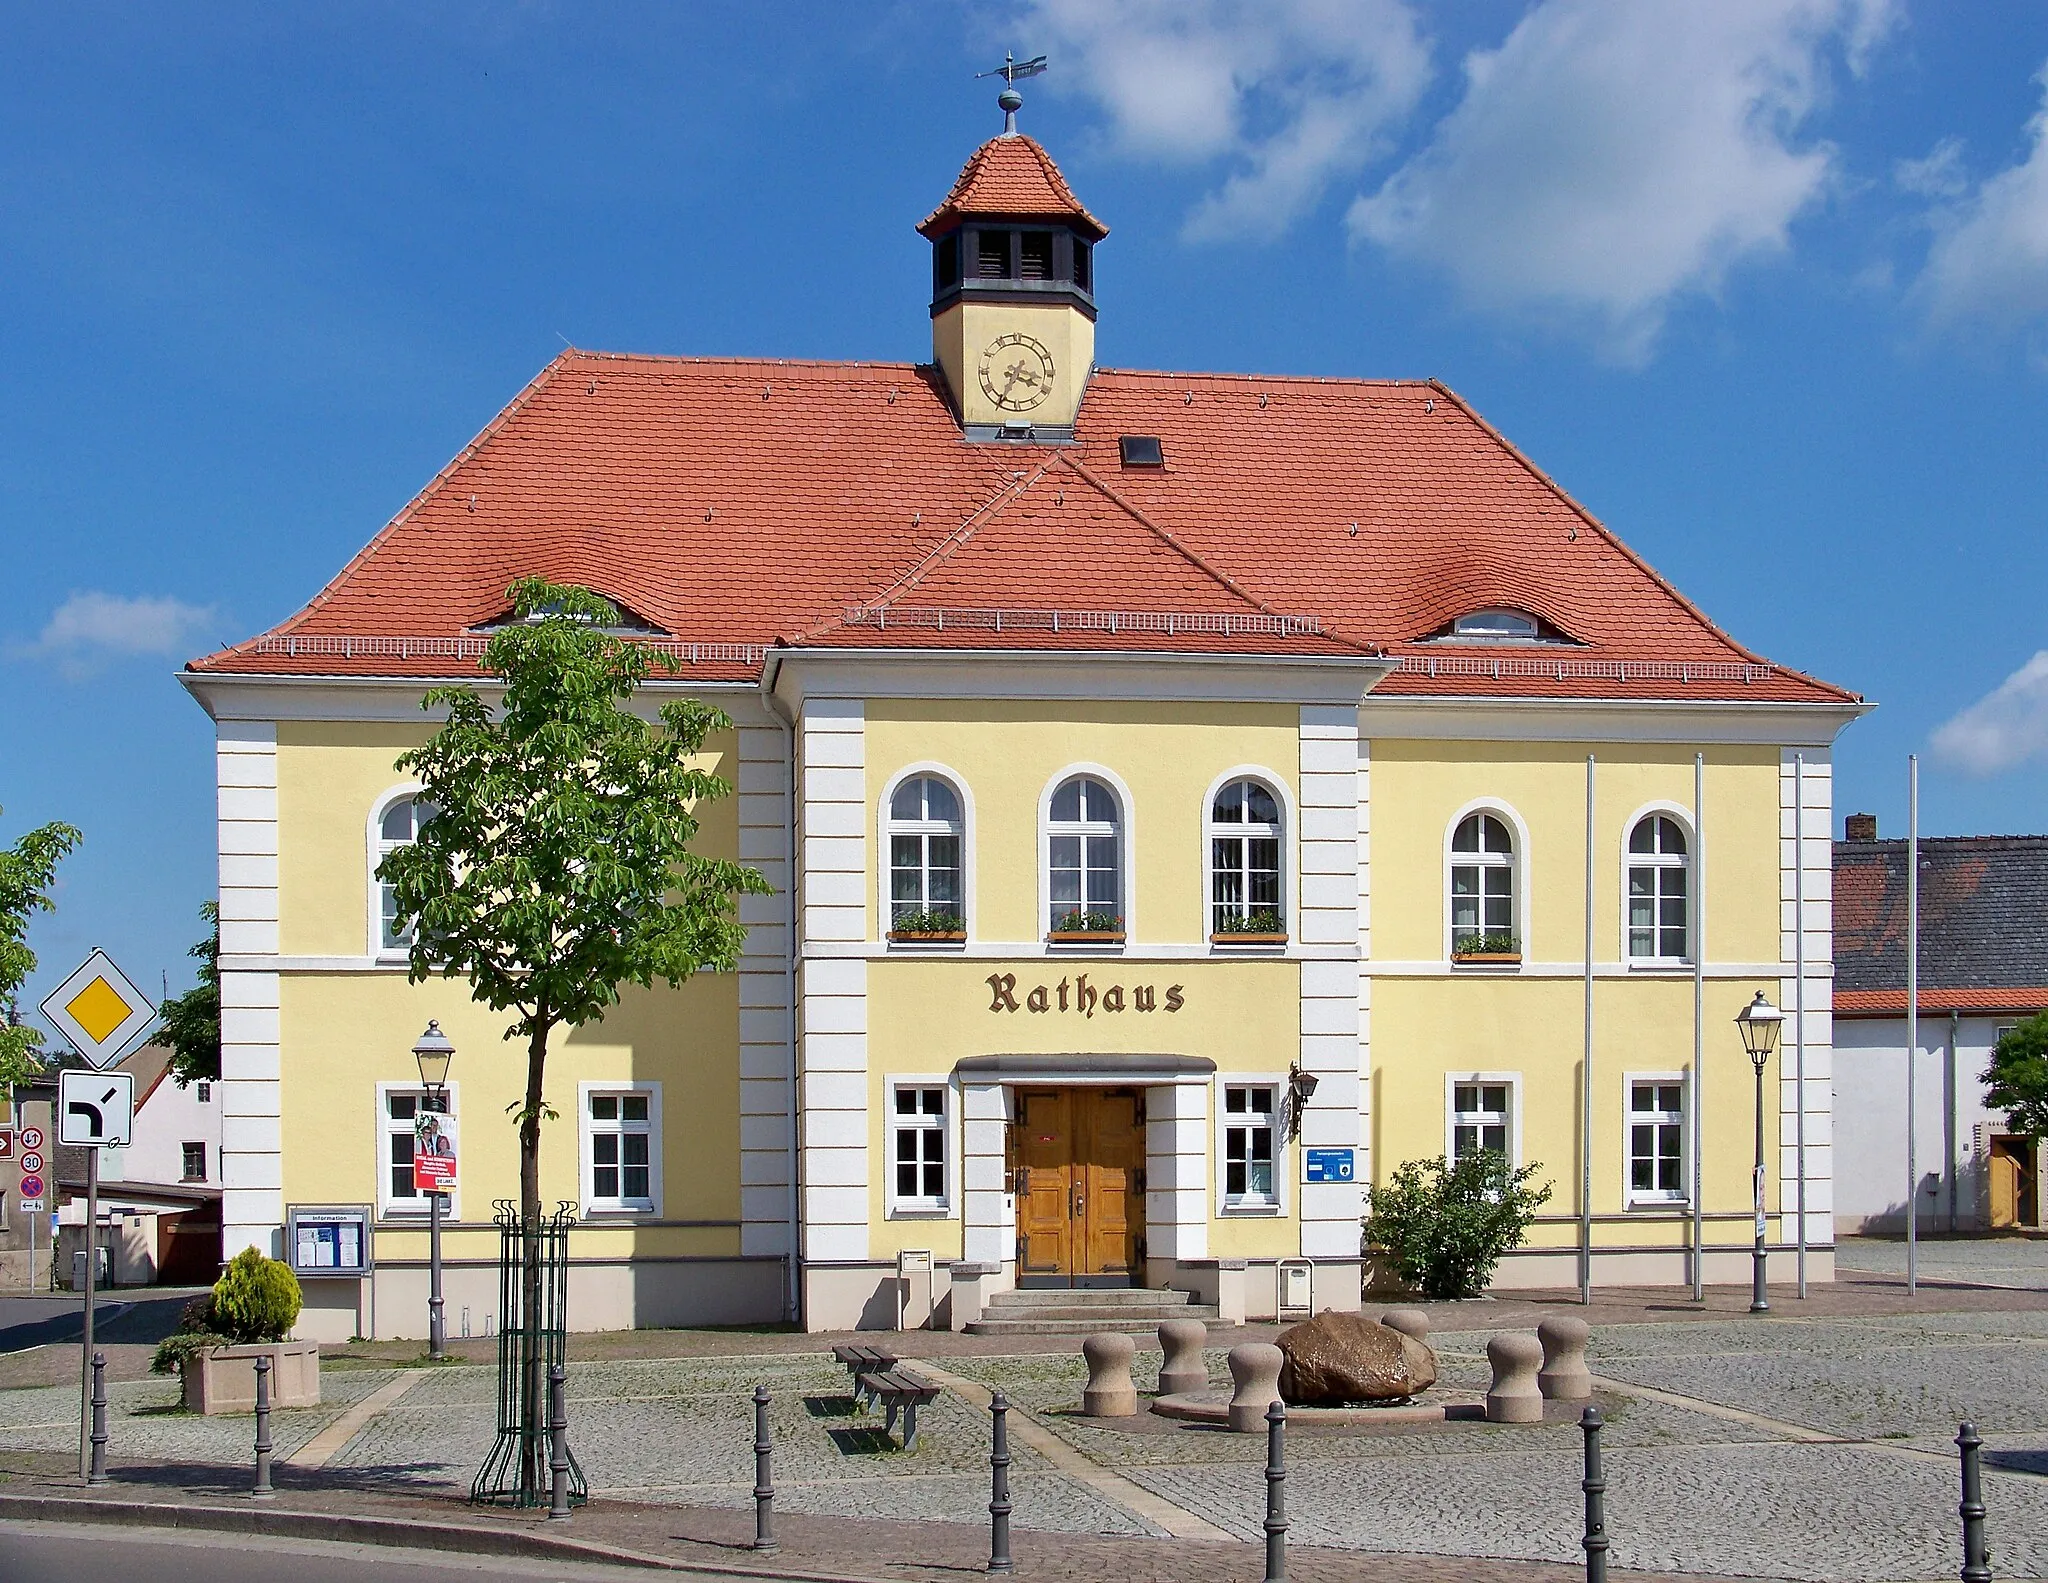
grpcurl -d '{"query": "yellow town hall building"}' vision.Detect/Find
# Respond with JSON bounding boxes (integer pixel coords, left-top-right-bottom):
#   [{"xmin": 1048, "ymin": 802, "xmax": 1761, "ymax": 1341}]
[{"xmin": 183, "ymin": 113, "xmax": 1864, "ymax": 1337}]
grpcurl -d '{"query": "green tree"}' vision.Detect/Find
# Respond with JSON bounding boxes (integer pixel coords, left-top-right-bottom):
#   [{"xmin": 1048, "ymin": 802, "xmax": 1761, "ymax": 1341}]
[
  {"xmin": 1983, "ymin": 1011, "xmax": 2048, "ymax": 1141},
  {"xmin": 160, "ymin": 901, "xmax": 221, "ymax": 1087},
  {"xmin": 1365, "ymin": 1152, "xmax": 1554, "ymax": 1300},
  {"xmin": 1, "ymin": 805, "xmax": 83, "ymax": 1087},
  {"xmin": 378, "ymin": 576, "xmax": 769, "ymax": 1487}
]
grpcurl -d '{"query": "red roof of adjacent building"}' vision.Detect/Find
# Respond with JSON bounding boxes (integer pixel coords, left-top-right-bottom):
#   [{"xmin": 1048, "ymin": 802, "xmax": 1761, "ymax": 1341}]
[
  {"xmin": 188, "ymin": 135, "xmax": 1858, "ymax": 707},
  {"xmin": 918, "ymin": 134, "xmax": 1108, "ymax": 240}
]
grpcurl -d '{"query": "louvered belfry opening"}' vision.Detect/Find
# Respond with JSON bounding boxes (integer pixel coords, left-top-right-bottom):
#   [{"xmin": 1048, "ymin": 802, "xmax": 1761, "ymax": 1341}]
[
  {"xmin": 1020, "ymin": 230, "xmax": 1054, "ymax": 280},
  {"xmin": 977, "ymin": 230, "xmax": 1013, "ymax": 279}
]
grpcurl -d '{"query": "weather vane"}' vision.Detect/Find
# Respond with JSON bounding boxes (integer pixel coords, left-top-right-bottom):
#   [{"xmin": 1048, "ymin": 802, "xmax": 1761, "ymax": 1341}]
[{"xmin": 976, "ymin": 51, "xmax": 1047, "ymax": 136}]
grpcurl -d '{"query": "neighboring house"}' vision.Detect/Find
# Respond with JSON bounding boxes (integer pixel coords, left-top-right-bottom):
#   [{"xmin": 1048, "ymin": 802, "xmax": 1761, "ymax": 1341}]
[
  {"xmin": 180, "ymin": 105, "xmax": 1865, "ymax": 1340},
  {"xmin": 53, "ymin": 1043, "xmax": 223, "ymax": 1285},
  {"xmin": 1832, "ymin": 817, "xmax": 2048, "ymax": 1233}
]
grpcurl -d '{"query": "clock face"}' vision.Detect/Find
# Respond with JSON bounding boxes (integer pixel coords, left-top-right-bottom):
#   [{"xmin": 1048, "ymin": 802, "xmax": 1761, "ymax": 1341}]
[{"xmin": 978, "ymin": 333, "xmax": 1056, "ymax": 413}]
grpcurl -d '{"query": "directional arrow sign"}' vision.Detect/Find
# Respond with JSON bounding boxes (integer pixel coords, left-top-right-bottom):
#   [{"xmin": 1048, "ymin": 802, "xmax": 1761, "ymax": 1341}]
[
  {"xmin": 58, "ymin": 1070, "xmax": 133, "ymax": 1149},
  {"xmin": 40, "ymin": 950, "xmax": 156, "ymax": 1070}
]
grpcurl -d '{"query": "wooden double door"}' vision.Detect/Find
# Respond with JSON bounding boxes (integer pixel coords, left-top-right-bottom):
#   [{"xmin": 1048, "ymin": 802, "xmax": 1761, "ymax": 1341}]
[
  {"xmin": 1990, "ymin": 1135, "xmax": 2038, "ymax": 1228},
  {"xmin": 1012, "ymin": 1088, "xmax": 1145, "ymax": 1287}
]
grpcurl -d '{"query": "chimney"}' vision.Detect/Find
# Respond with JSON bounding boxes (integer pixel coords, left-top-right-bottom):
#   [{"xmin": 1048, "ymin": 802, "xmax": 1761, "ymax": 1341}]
[{"xmin": 1844, "ymin": 812, "xmax": 1877, "ymax": 841}]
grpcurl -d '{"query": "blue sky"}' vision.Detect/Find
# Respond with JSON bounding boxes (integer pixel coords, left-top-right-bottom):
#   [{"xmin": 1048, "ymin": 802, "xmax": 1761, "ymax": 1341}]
[{"xmin": 5, "ymin": 1, "xmax": 2048, "ymax": 1018}]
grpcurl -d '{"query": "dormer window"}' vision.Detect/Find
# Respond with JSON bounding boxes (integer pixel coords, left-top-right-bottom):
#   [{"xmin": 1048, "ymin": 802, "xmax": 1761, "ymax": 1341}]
[{"xmin": 1455, "ymin": 609, "xmax": 1538, "ymax": 640}]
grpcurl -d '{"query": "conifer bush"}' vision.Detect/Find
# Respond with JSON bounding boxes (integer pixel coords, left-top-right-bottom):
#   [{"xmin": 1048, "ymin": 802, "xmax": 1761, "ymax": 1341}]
[{"xmin": 211, "ymin": 1248, "xmax": 302, "ymax": 1343}]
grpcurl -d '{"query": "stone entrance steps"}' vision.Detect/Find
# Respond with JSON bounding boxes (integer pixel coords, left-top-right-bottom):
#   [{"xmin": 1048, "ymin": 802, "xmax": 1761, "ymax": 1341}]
[{"xmin": 964, "ymin": 1287, "xmax": 1220, "ymax": 1336}]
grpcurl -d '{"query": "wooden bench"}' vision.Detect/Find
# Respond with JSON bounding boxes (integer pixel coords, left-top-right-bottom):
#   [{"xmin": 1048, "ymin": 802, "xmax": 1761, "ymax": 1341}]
[
  {"xmin": 854, "ymin": 1368, "xmax": 941, "ymax": 1450},
  {"xmin": 831, "ymin": 1344, "xmax": 898, "ymax": 1404}
]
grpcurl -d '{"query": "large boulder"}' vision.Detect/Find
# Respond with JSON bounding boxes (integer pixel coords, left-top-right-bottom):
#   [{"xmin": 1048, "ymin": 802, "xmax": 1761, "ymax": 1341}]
[{"xmin": 1276, "ymin": 1311, "xmax": 1438, "ymax": 1405}]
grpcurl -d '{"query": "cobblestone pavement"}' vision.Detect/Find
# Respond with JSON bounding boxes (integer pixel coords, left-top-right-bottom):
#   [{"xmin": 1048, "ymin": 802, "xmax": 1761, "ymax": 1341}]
[
  {"xmin": 1837, "ymin": 1235, "xmax": 2048, "ymax": 1290},
  {"xmin": 8, "ymin": 1309, "xmax": 2048, "ymax": 1578}
]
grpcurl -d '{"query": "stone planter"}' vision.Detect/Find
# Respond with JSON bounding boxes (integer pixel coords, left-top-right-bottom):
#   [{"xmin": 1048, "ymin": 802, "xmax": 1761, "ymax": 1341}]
[{"xmin": 182, "ymin": 1341, "xmax": 321, "ymax": 1415}]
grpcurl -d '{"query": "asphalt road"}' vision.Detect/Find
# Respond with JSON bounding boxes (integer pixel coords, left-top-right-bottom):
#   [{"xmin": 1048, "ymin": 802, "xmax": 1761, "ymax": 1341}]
[
  {"xmin": 0, "ymin": 1521, "xmax": 746, "ymax": 1582},
  {"xmin": 0, "ymin": 1290, "xmax": 206, "ymax": 1353}
]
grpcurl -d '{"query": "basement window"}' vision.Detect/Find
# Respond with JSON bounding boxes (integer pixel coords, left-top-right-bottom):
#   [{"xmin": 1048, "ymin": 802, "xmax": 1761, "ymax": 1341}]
[{"xmin": 1118, "ymin": 435, "xmax": 1164, "ymax": 467}]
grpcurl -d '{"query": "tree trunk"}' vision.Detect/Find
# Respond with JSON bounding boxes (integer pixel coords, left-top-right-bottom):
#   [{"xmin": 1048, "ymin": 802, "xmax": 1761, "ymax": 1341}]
[{"xmin": 519, "ymin": 1013, "xmax": 548, "ymax": 1497}]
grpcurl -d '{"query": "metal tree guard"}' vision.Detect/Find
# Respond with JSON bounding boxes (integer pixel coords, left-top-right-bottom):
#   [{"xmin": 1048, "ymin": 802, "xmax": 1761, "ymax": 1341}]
[{"xmin": 472, "ymin": 1201, "xmax": 587, "ymax": 1507}]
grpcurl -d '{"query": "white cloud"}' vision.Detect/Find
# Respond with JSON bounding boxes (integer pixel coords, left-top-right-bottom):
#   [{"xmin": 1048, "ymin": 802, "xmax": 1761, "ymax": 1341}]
[
  {"xmin": 1896, "ymin": 136, "xmax": 1968, "ymax": 201},
  {"xmin": 1025, "ymin": 0, "xmax": 1432, "ymax": 239},
  {"xmin": 21, "ymin": 591, "xmax": 219, "ymax": 678},
  {"xmin": 1931, "ymin": 650, "xmax": 2048, "ymax": 776},
  {"xmin": 1347, "ymin": 0, "xmax": 1896, "ymax": 362},
  {"xmin": 1912, "ymin": 62, "xmax": 2048, "ymax": 332}
]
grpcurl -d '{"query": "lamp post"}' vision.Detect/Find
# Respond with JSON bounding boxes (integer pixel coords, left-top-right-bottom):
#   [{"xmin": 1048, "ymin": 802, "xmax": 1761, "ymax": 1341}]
[
  {"xmin": 1734, "ymin": 991, "xmax": 1783, "ymax": 1314},
  {"xmin": 413, "ymin": 1019, "xmax": 455, "ymax": 1360}
]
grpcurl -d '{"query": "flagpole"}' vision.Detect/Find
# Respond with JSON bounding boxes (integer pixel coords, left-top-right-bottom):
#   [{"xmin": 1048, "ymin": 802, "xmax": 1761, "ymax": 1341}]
[
  {"xmin": 1907, "ymin": 755, "xmax": 1919, "ymax": 1297},
  {"xmin": 1581, "ymin": 754, "xmax": 1595, "ymax": 1306},
  {"xmin": 1692, "ymin": 752, "xmax": 1706, "ymax": 1301},
  {"xmin": 1795, "ymin": 753, "xmax": 1808, "ymax": 1299}
]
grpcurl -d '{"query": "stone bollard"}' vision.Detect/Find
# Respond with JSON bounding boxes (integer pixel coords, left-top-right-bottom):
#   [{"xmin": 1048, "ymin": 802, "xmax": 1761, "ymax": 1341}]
[
  {"xmin": 1538, "ymin": 1315, "xmax": 1592, "ymax": 1401},
  {"xmin": 1379, "ymin": 1309, "xmax": 1430, "ymax": 1346},
  {"xmin": 1227, "ymin": 1342, "xmax": 1284, "ymax": 1434},
  {"xmin": 1486, "ymin": 1332, "xmax": 1543, "ymax": 1424},
  {"xmin": 1081, "ymin": 1332, "xmax": 1139, "ymax": 1417},
  {"xmin": 1157, "ymin": 1318, "xmax": 1209, "ymax": 1396}
]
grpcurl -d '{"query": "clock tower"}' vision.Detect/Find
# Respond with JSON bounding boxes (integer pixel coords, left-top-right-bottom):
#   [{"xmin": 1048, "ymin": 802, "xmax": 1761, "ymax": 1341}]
[{"xmin": 920, "ymin": 90, "xmax": 1106, "ymax": 442}]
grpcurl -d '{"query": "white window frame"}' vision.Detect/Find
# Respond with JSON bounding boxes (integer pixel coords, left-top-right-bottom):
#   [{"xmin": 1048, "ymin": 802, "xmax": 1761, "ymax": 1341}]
[
  {"xmin": 1623, "ymin": 1071, "xmax": 1690, "ymax": 1206},
  {"xmin": 1038, "ymin": 763, "xmax": 1136, "ymax": 943},
  {"xmin": 1215, "ymin": 1076, "xmax": 1287, "ymax": 1215},
  {"xmin": 375, "ymin": 1080, "xmax": 461, "ymax": 1220},
  {"xmin": 876, "ymin": 764, "xmax": 974, "ymax": 941},
  {"xmin": 1444, "ymin": 1072, "xmax": 1522, "ymax": 1167},
  {"xmin": 1202, "ymin": 769, "xmax": 1294, "ymax": 940},
  {"xmin": 1442, "ymin": 800, "xmax": 1530, "ymax": 960},
  {"xmin": 885, "ymin": 1076, "xmax": 955, "ymax": 1217},
  {"xmin": 579, "ymin": 1081, "xmax": 663, "ymax": 1217},
  {"xmin": 367, "ymin": 784, "xmax": 428, "ymax": 961},
  {"xmin": 1622, "ymin": 803, "xmax": 1695, "ymax": 968},
  {"xmin": 1449, "ymin": 608, "xmax": 1540, "ymax": 641}
]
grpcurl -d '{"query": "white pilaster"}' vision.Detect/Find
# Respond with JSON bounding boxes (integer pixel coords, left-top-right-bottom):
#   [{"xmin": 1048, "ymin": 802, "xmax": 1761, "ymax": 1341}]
[
  {"xmin": 217, "ymin": 721, "xmax": 283, "ymax": 1256},
  {"xmin": 1779, "ymin": 749, "xmax": 1835, "ymax": 1249},
  {"xmin": 798, "ymin": 699, "xmax": 869, "ymax": 1264},
  {"xmin": 962, "ymin": 1080, "xmax": 1014, "ymax": 1264},
  {"xmin": 1298, "ymin": 705, "xmax": 1363, "ymax": 1259},
  {"xmin": 738, "ymin": 722, "xmax": 796, "ymax": 1262},
  {"xmin": 1145, "ymin": 1081, "xmax": 1209, "ymax": 1259}
]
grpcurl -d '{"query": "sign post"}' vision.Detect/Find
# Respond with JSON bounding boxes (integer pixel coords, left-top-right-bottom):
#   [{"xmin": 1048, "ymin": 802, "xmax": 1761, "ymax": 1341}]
[
  {"xmin": 19, "ymin": 1124, "xmax": 46, "ymax": 1292},
  {"xmin": 41, "ymin": 950, "xmax": 153, "ymax": 1483}
]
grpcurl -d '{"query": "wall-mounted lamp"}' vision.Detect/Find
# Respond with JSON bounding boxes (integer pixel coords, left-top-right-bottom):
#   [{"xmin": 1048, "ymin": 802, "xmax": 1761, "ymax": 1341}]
[{"xmin": 1286, "ymin": 1063, "xmax": 1319, "ymax": 1141}]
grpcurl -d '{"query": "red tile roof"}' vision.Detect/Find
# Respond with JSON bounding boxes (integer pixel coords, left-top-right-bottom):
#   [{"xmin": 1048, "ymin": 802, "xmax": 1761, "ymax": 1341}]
[
  {"xmin": 918, "ymin": 135, "xmax": 1108, "ymax": 240},
  {"xmin": 1836, "ymin": 988, "xmax": 2048, "ymax": 1017},
  {"xmin": 187, "ymin": 349, "xmax": 1857, "ymax": 705}
]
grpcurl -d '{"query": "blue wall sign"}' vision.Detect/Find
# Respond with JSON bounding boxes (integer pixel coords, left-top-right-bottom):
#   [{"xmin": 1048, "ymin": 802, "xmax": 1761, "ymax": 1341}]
[{"xmin": 1304, "ymin": 1148, "xmax": 1355, "ymax": 1183}]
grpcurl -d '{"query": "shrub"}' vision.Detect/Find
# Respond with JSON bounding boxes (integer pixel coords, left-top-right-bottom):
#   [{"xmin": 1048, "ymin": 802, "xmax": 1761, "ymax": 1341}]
[
  {"xmin": 1983, "ymin": 1011, "xmax": 2048, "ymax": 1140},
  {"xmin": 211, "ymin": 1249, "xmax": 302, "ymax": 1343},
  {"xmin": 1365, "ymin": 1152, "xmax": 1553, "ymax": 1299},
  {"xmin": 150, "ymin": 1294, "xmax": 231, "ymax": 1375}
]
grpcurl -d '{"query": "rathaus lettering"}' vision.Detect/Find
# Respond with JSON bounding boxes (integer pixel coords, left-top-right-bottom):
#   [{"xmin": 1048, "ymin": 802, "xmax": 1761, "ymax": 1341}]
[{"xmin": 986, "ymin": 973, "xmax": 1184, "ymax": 1017}]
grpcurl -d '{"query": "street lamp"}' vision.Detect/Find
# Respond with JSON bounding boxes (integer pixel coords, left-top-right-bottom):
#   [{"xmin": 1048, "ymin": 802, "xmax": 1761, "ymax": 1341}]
[
  {"xmin": 412, "ymin": 1019, "xmax": 455, "ymax": 1360},
  {"xmin": 1734, "ymin": 991, "xmax": 1783, "ymax": 1314}
]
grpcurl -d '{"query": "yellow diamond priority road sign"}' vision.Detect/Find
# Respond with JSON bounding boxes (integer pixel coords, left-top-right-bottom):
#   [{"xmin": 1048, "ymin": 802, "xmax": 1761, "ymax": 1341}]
[{"xmin": 39, "ymin": 949, "xmax": 157, "ymax": 1071}]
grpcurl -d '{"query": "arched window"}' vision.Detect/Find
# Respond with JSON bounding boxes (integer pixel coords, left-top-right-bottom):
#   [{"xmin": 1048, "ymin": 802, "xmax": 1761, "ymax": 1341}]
[
  {"xmin": 1047, "ymin": 776, "xmax": 1121, "ymax": 933},
  {"xmin": 375, "ymin": 795, "xmax": 436, "ymax": 954},
  {"xmin": 1450, "ymin": 812, "xmax": 1515, "ymax": 952},
  {"xmin": 1209, "ymin": 779, "xmax": 1282, "ymax": 936},
  {"xmin": 887, "ymin": 775, "xmax": 964, "ymax": 931},
  {"xmin": 1627, "ymin": 815, "xmax": 1690, "ymax": 961}
]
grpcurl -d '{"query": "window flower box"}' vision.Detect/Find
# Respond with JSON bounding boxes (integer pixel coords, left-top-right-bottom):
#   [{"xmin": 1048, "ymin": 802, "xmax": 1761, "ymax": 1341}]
[
  {"xmin": 888, "ymin": 910, "xmax": 965, "ymax": 945},
  {"xmin": 1047, "ymin": 910, "xmax": 1122, "ymax": 945},
  {"xmin": 888, "ymin": 928, "xmax": 967, "ymax": 945},
  {"xmin": 1210, "ymin": 932, "xmax": 1288, "ymax": 946},
  {"xmin": 1452, "ymin": 932, "xmax": 1521, "ymax": 966}
]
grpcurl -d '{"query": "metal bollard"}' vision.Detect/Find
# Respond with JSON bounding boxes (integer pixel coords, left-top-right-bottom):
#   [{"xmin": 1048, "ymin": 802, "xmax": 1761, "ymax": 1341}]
[
  {"xmin": 752, "ymin": 1384, "xmax": 778, "ymax": 1553},
  {"xmin": 547, "ymin": 1363, "xmax": 572, "ymax": 1521},
  {"xmin": 87, "ymin": 1352, "xmax": 108, "ymax": 1486},
  {"xmin": 1958, "ymin": 1421, "xmax": 1991, "ymax": 1583},
  {"xmin": 252, "ymin": 1355, "xmax": 274, "ymax": 1499},
  {"xmin": 987, "ymin": 1389, "xmax": 1014, "ymax": 1574},
  {"xmin": 1263, "ymin": 1399, "xmax": 1288, "ymax": 1583},
  {"xmin": 1580, "ymin": 1405, "xmax": 1608, "ymax": 1583}
]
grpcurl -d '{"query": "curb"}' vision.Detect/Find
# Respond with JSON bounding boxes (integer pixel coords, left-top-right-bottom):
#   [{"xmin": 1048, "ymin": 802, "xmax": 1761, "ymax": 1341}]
[{"xmin": 0, "ymin": 1490, "xmax": 884, "ymax": 1582}]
